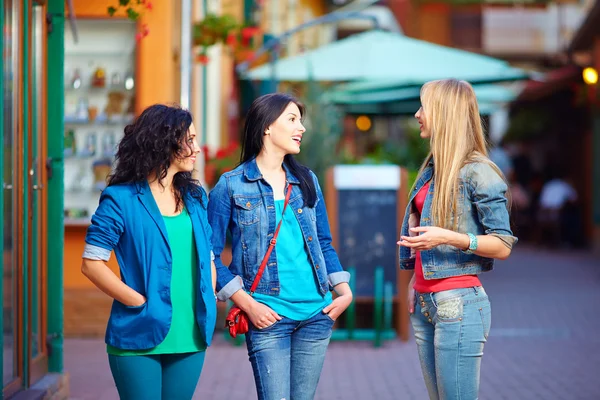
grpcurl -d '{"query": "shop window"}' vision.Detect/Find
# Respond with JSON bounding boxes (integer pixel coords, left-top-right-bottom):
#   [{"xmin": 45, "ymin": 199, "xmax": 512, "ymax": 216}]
[{"xmin": 450, "ymin": 8, "xmax": 482, "ymax": 51}]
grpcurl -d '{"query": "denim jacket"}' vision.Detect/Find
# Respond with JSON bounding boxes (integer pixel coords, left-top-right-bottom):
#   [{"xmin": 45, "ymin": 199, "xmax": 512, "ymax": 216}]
[
  {"xmin": 208, "ymin": 158, "xmax": 350, "ymax": 301},
  {"xmin": 399, "ymin": 160, "xmax": 517, "ymax": 279}
]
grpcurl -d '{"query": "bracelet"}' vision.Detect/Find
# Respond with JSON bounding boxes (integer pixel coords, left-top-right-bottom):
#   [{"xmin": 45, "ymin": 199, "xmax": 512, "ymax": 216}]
[{"xmin": 463, "ymin": 233, "xmax": 478, "ymax": 254}]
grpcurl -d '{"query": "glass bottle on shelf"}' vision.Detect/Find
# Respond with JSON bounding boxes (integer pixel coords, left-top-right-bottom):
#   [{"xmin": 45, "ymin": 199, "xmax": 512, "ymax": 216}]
[
  {"xmin": 81, "ymin": 131, "xmax": 97, "ymax": 157},
  {"xmin": 64, "ymin": 129, "xmax": 76, "ymax": 157},
  {"xmin": 71, "ymin": 68, "xmax": 82, "ymax": 89},
  {"xmin": 102, "ymin": 131, "xmax": 117, "ymax": 158},
  {"xmin": 76, "ymin": 97, "xmax": 89, "ymax": 121},
  {"xmin": 111, "ymin": 72, "xmax": 122, "ymax": 88}
]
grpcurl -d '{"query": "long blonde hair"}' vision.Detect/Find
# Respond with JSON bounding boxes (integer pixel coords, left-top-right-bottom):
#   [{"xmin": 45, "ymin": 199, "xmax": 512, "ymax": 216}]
[{"xmin": 414, "ymin": 79, "xmax": 503, "ymax": 230}]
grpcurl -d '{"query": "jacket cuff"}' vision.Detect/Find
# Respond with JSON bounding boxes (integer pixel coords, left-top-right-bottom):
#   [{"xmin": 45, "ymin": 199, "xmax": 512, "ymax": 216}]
[
  {"xmin": 489, "ymin": 233, "xmax": 518, "ymax": 249},
  {"xmin": 328, "ymin": 271, "xmax": 350, "ymax": 287},
  {"xmin": 216, "ymin": 275, "xmax": 244, "ymax": 302},
  {"xmin": 82, "ymin": 244, "xmax": 111, "ymax": 261}
]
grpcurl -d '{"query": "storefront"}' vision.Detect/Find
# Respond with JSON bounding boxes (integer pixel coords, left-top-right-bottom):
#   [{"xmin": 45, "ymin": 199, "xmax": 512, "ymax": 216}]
[
  {"xmin": 569, "ymin": 1, "xmax": 600, "ymax": 253},
  {"xmin": 62, "ymin": 0, "xmax": 184, "ymax": 337},
  {"xmin": 2, "ymin": 0, "xmax": 66, "ymax": 397}
]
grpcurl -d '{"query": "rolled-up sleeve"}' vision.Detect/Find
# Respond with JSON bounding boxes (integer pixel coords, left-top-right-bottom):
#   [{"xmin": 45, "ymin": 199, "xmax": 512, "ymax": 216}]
[
  {"xmin": 83, "ymin": 187, "xmax": 124, "ymax": 261},
  {"xmin": 207, "ymin": 175, "xmax": 244, "ymax": 301},
  {"xmin": 469, "ymin": 163, "xmax": 518, "ymax": 249},
  {"xmin": 312, "ymin": 172, "xmax": 351, "ymax": 287}
]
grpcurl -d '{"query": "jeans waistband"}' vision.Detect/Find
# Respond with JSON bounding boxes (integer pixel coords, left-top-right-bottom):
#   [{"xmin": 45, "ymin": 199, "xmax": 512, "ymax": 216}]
[{"xmin": 415, "ymin": 286, "xmax": 485, "ymax": 298}]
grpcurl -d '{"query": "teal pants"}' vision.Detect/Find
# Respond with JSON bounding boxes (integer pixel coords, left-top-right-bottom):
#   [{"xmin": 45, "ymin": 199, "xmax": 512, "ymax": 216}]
[{"xmin": 108, "ymin": 351, "xmax": 206, "ymax": 400}]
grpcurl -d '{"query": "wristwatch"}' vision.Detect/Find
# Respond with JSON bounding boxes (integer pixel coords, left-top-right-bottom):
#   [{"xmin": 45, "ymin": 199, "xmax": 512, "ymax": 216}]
[{"xmin": 463, "ymin": 233, "xmax": 478, "ymax": 254}]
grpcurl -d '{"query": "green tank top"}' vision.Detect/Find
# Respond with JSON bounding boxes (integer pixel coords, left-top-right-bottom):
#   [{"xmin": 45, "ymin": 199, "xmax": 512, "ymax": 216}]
[{"xmin": 107, "ymin": 208, "xmax": 206, "ymax": 355}]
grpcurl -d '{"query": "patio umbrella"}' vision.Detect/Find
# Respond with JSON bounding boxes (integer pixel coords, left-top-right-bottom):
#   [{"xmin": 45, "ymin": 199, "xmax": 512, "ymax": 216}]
[{"xmin": 242, "ymin": 30, "xmax": 528, "ymax": 84}]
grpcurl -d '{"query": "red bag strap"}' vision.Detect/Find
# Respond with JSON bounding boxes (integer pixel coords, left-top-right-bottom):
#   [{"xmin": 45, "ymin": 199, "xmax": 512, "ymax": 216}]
[{"xmin": 249, "ymin": 184, "xmax": 293, "ymax": 294}]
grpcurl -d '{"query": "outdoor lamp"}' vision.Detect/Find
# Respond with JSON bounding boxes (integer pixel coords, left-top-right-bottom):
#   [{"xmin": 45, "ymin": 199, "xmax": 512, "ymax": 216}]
[
  {"xmin": 356, "ymin": 115, "xmax": 372, "ymax": 131},
  {"xmin": 583, "ymin": 67, "xmax": 598, "ymax": 85}
]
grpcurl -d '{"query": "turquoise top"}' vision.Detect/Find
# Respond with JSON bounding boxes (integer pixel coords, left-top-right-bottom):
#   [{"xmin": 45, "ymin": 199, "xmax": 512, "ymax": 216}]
[
  {"xmin": 253, "ymin": 200, "xmax": 332, "ymax": 321},
  {"xmin": 107, "ymin": 208, "xmax": 206, "ymax": 355}
]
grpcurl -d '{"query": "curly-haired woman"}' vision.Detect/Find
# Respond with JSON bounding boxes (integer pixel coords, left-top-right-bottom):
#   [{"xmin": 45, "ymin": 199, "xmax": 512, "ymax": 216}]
[{"xmin": 81, "ymin": 104, "xmax": 217, "ymax": 399}]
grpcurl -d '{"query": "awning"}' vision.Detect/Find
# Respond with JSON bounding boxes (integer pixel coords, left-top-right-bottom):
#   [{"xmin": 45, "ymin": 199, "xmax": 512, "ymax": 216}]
[
  {"xmin": 338, "ymin": 100, "xmax": 502, "ymax": 116},
  {"xmin": 242, "ymin": 30, "xmax": 529, "ymax": 83},
  {"xmin": 515, "ymin": 65, "xmax": 581, "ymax": 102},
  {"xmin": 324, "ymin": 83, "xmax": 520, "ymax": 105}
]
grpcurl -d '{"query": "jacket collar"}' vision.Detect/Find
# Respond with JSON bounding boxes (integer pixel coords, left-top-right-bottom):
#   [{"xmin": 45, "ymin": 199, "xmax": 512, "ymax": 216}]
[
  {"xmin": 136, "ymin": 181, "xmax": 170, "ymax": 246},
  {"xmin": 243, "ymin": 158, "xmax": 301, "ymax": 185}
]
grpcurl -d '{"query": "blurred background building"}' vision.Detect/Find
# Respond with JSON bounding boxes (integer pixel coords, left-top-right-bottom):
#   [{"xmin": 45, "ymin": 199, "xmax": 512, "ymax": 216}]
[{"xmin": 1, "ymin": 0, "xmax": 599, "ymax": 398}]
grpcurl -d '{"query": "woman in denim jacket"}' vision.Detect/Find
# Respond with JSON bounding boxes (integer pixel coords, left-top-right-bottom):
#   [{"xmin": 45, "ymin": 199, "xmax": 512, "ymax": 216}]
[
  {"xmin": 398, "ymin": 79, "xmax": 517, "ymax": 399},
  {"xmin": 82, "ymin": 105, "xmax": 217, "ymax": 399},
  {"xmin": 208, "ymin": 93, "xmax": 352, "ymax": 400}
]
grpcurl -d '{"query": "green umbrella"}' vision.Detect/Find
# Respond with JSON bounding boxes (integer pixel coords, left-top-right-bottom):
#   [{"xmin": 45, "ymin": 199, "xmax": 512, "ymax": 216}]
[{"xmin": 243, "ymin": 30, "xmax": 529, "ymax": 83}]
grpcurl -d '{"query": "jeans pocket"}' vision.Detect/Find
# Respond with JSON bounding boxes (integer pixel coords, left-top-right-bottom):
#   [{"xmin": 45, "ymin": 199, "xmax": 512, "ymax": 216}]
[
  {"xmin": 435, "ymin": 296, "xmax": 464, "ymax": 322},
  {"xmin": 324, "ymin": 312, "xmax": 336, "ymax": 323},
  {"xmin": 254, "ymin": 319, "xmax": 281, "ymax": 331},
  {"xmin": 478, "ymin": 302, "xmax": 492, "ymax": 339}
]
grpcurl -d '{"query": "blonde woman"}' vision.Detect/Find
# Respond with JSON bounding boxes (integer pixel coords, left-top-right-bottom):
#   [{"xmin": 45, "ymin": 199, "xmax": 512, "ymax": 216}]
[{"xmin": 398, "ymin": 79, "xmax": 517, "ymax": 399}]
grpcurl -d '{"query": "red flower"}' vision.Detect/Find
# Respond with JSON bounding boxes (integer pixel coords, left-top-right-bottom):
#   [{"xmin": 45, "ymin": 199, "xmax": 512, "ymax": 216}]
[
  {"xmin": 145, "ymin": 1, "xmax": 153, "ymax": 11},
  {"xmin": 215, "ymin": 148, "xmax": 228, "ymax": 159},
  {"xmin": 241, "ymin": 26, "xmax": 260, "ymax": 45},
  {"xmin": 195, "ymin": 53, "xmax": 210, "ymax": 64},
  {"xmin": 135, "ymin": 32, "xmax": 143, "ymax": 42},
  {"xmin": 226, "ymin": 33, "xmax": 238, "ymax": 47}
]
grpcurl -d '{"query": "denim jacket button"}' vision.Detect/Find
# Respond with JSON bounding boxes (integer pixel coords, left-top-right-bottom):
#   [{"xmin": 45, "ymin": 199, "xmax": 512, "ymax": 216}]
[
  {"xmin": 315, "ymin": 265, "xmax": 320, "ymax": 269},
  {"xmin": 308, "ymin": 236, "xmax": 313, "ymax": 241},
  {"xmin": 297, "ymin": 208, "xmax": 303, "ymax": 214}
]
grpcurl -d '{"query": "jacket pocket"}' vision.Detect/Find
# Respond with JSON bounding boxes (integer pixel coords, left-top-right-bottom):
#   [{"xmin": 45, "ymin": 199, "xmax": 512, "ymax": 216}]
[{"xmin": 233, "ymin": 196, "xmax": 262, "ymax": 226}]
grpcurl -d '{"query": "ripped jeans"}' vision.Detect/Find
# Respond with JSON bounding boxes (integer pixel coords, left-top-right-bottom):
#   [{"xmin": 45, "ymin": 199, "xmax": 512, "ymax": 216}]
[
  {"xmin": 245, "ymin": 311, "xmax": 334, "ymax": 400},
  {"xmin": 411, "ymin": 287, "xmax": 491, "ymax": 400}
]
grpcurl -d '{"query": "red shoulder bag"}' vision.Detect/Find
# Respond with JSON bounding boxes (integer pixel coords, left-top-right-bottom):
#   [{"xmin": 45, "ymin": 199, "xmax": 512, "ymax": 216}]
[{"xmin": 225, "ymin": 185, "xmax": 292, "ymax": 338}]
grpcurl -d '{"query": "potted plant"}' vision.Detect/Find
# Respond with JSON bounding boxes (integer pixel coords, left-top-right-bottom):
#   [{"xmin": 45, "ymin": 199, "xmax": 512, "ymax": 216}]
[{"xmin": 202, "ymin": 141, "xmax": 241, "ymax": 187}]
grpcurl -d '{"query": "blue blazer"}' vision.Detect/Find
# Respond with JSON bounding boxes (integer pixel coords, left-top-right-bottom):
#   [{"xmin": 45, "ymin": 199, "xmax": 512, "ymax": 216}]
[{"xmin": 83, "ymin": 181, "xmax": 217, "ymax": 350}]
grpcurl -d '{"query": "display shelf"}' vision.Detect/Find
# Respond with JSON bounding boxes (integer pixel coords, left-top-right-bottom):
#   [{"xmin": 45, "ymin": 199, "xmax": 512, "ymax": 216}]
[{"xmin": 63, "ymin": 18, "xmax": 136, "ymax": 226}]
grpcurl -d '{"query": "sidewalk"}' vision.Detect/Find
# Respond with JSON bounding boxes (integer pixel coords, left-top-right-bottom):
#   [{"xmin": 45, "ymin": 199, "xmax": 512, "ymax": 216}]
[{"xmin": 65, "ymin": 247, "xmax": 600, "ymax": 399}]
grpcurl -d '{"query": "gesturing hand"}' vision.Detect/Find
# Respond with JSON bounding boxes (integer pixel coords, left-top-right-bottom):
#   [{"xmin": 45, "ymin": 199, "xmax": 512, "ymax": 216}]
[{"xmin": 398, "ymin": 226, "xmax": 453, "ymax": 251}]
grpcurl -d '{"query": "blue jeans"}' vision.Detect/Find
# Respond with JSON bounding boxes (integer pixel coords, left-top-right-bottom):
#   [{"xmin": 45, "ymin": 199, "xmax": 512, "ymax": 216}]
[
  {"xmin": 245, "ymin": 311, "xmax": 335, "ymax": 400},
  {"xmin": 108, "ymin": 351, "xmax": 206, "ymax": 399},
  {"xmin": 410, "ymin": 286, "xmax": 491, "ymax": 400}
]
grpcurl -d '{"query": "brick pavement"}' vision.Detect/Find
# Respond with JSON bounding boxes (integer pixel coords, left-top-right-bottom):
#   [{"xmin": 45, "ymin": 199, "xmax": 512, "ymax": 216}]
[{"xmin": 65, "ymin": 246, "xmax": 600, "ymax": 399}]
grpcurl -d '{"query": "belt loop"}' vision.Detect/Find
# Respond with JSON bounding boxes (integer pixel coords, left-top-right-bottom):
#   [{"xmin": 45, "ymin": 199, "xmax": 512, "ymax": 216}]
[{"xmin": 474, "ymin": 286, "xmax": 479, "ymax": 295}]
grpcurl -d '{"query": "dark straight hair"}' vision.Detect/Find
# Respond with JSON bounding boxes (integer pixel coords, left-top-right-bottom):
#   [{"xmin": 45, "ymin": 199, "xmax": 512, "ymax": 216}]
[{"xmin": 240, "ymin": 93, "xmax": 317, "ymax": 207}]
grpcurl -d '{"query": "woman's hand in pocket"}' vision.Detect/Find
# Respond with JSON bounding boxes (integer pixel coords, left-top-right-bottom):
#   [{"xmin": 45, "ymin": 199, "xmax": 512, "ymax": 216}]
[
  {"xmin": 324, "ymin": 282, "xmax": 353, "ymax": 321},
  {"xmin": 247, "ymin": 299, "xmax": 282, "ymax": 329},
  {"xmin": 130, "ymin": 293, "xmax": 147, "ymax": 307}
]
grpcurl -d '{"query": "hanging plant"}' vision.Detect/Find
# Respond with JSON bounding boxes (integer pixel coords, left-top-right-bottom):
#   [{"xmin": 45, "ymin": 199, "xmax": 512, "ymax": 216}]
[
  {"xmin": 107, "ymin": 0, "xmax": 153, "ymax": 41},
  {"xmin": 223, "ymin": 24, "xmax": 263, "ymax": 64},
  {"xmin": 193, "ymin": 14, "xmax": 263, "ymax": 65},
  {"xmin": 193, "ymin": 13, "xmax": 239, "ymax": 64}
]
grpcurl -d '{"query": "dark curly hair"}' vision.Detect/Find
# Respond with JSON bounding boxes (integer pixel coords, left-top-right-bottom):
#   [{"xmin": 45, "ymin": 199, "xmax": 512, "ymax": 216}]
[
  {"xmin": 107, "ymin": 104, "xmax": 204, "ymax": 209},
  {"xmin": 240, "ymin": 93, "xmax": 317, "ymax": 207}
]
